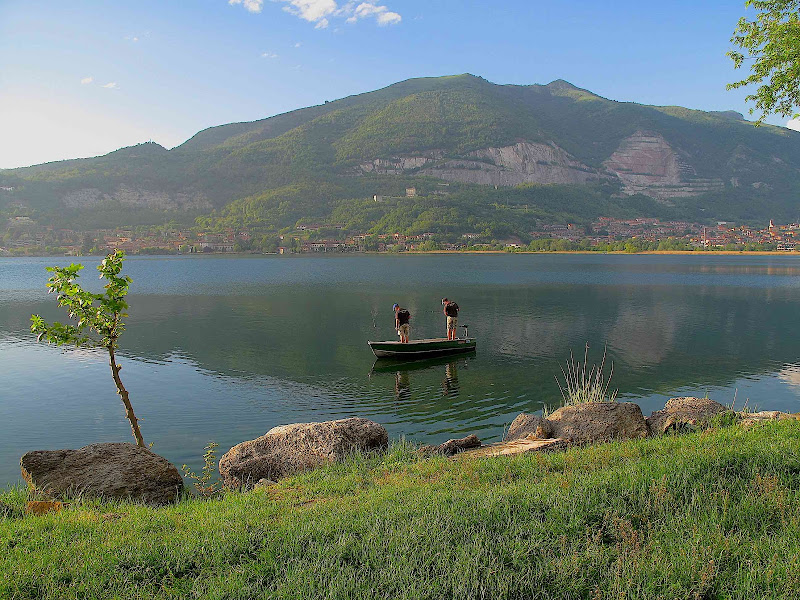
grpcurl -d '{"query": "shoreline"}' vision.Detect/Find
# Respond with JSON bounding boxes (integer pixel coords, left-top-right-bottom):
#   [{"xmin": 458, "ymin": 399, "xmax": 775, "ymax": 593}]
[
  {"xmin": 4, "ymin": 420, "xmax": 800, "ymax": 596},
  {"xmin": 4, "ymin": 249, "xmax": 800, "ymax": 258}
]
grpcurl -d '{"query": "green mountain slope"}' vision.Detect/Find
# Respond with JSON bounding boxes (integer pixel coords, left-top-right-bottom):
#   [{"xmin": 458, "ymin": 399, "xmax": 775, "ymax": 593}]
[{"xmin": 3, "ymin": 74, "xmax": 800, "ymax": 233}]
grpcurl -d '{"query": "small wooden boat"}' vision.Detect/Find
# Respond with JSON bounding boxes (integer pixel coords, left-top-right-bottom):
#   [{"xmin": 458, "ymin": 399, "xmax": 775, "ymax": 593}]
[{"xmin": 368, "ymin": 337, "xmax": 476, "ymax": 359}]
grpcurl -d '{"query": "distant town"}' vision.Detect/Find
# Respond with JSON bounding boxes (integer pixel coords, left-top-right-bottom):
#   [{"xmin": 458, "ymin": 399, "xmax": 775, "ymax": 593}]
[{"xmin": 2, "ymin": 216, "xmax": 798, "ymax": 256}]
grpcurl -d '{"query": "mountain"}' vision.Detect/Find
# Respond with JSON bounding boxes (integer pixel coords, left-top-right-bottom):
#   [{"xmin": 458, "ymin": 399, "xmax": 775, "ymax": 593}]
[{"xmin": 3, "ymin": 74, "xmax": 800, "ymax": 235}]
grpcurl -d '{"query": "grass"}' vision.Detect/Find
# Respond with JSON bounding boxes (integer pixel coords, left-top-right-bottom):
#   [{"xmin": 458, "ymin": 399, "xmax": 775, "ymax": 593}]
[
  {"xmin": 556, "ymin": 344, "xmax": 618, "ymax": 407},
  {"xmin": 3, "ymin": 422, "xmax": 800, "ymax": 599}
]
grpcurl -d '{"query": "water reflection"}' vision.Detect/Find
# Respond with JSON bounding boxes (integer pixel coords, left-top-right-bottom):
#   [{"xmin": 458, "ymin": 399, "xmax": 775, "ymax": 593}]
[
  {"xmin": 395, "ymin": 371, "xmax": 411, "ymax": 402},
  {"xmin": 3, "ymin": 254, "xmax": 800, "ymax": 486},
  {"xmin": 778, "ymin": 365, "xmax": 800, "ymax": 391},
  {"xmin": 442, "ymin": 361, "xmax": 460, "ymax": 397},
  {"xmin": 372, "ymin": 354, "xmax": 473, "ymax": 401}
]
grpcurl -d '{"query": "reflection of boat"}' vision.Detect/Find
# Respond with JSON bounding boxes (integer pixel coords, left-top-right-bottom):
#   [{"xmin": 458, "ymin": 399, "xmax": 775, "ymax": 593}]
[
  {"xmin": 368, "ymin": 337, "xmax": 477, "ymax": 359},
  {"xmin": 370, "ymin": 351, "xmax": 476, "ymax": 374}
]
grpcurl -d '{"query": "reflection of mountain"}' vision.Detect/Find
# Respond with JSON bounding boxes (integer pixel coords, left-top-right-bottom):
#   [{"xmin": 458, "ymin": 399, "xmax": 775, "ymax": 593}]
[{"xmin": 779, "ymin": 365, "xmax": 800, "ymax": 390}]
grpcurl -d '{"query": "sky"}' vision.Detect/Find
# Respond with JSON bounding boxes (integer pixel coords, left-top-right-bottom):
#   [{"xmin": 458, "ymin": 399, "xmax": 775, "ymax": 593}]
[{"xmin": 0, "ymin": 0, "xmax": 795, "ymax": 169}]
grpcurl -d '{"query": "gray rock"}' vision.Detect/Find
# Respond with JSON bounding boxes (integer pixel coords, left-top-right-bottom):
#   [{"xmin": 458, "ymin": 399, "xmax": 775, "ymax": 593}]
[
  {"xmin": 739, "ymin": 410, "xmax": 797, "ymax": 429},
  {"xmin": 219, "ymin": 417, "xmax": 388, "ymax": 489},
  {"xmin": 20, "ymin": 443, "xmax": 183, "ymax": 506},
  {"xmin": 646, "ymin": 397, "xmax": 732, "ymax": 436},
  {"xmin": 457, "ymin": 437, "xmax": 570, "ymax": 458},
  {"xmin": 504, "ymin": 414, "xmax": 553, "ymax": 441},
  {"xmin": 546, "ymin": 402, "xmax": 648, "ymax": 443},
  {"xmin": 254, "ymin": 478, "xmax": 278, "ymax": 489},
  {"xmin": 419, "ymin": 434, "xmax": 481, "ymax": 457}
]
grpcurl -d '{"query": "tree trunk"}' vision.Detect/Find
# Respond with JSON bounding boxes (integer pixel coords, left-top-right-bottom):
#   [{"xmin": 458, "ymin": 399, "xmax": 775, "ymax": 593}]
[{"xmin": 108, "ymin": 347, "xmax": 145, "ymax": 447}]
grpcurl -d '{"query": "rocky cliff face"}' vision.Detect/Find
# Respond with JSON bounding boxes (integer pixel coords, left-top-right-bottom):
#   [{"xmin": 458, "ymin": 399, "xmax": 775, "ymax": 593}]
[
  {"xmin": 357, "ymin": 135, "xmax": 726, "ymax": 199},
  {"xmin": 602, "ymin": 131, "xmax": 723, "ymax": 200},
  {"xmin": 62, "ymin": 186, "xmax": 212, "ymax": 211},
  {"xmin": 359, "ymin": 141, "xmax": 609, "ymax": 186}
]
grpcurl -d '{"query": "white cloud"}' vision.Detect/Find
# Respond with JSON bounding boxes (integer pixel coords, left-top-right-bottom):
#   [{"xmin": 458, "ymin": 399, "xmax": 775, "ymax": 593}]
[
  {"xmin": 229, "ymin": 0, "xmax": 264, "ymax": 13},
  {"xmin": 261, "ymin": 51, "xmax": 279, "ymax": 58},
  {"xmin": 279, "ymin": 0, "xmax": 337, "ymax": 23},
  {"xmin": 376, "ymin": 10, "xmax": 401, "ymax": 25},
  {"xmin": 787, "ymin": 118, "xmax": 800, "ymax": 132},
  {"xmin": 80, "ymin": 76, "xmax": 93, "ymax": 85},
  {"xmin": 125, "ymin": 35, "xmax": 140, "ymax": 42},
  {"xmin": 102, "ymin": 82, "xmax": 119, "ymax": 89},
  {"xmin": 294, "ymin": 42, "xmax": 302, "ymax": 47},
  {"xmin": 270, "ymin": 0, "xmax": 400, "ymax": 27},
  {"xmin": 352, "ymin": 2, "xmax": 401, "ymax": 25}
]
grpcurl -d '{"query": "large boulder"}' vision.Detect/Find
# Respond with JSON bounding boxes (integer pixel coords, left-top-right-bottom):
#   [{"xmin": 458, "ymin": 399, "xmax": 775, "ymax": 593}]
[
  {"xmin": 504, "ymin": 413, "xmax": 553, "ymax": 441},
  {"xmin": 646, "ymin": 397, "xmax": 732, "ymax": 436},
  {"xmin": 219, "ymin": 417, "xmax": 388, "ymax": 489},
  {"xmin": 546, "ymin": 402, "xmax": 648, "ymax": 443},
  {"xmin": 20, "ymin": 443, "xmax": 183, "ymax": 505}
]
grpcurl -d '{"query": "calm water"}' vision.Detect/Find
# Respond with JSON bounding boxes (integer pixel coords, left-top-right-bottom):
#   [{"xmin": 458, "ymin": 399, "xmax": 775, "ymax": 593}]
[{"xmin": 2, "ymin": 253, "xmax": 800, "ymax": 486}]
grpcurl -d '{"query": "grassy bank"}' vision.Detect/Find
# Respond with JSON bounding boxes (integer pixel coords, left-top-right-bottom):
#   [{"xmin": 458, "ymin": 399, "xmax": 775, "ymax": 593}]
[{"xmin": 3, "ymin": 421, "xmax": 800, "ymax": 599}]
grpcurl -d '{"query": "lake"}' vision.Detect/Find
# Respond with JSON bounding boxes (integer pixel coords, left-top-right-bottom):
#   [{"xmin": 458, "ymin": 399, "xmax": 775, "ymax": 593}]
[{"xmin": 2, "ymin": 253, "xmax": 800, "ymax": 486}]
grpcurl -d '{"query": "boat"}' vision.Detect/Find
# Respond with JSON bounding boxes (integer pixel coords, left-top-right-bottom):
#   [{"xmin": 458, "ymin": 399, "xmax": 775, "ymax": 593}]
[{"xmin": 367, "ymin": 337, "xmax": 476, "ymax": 359}]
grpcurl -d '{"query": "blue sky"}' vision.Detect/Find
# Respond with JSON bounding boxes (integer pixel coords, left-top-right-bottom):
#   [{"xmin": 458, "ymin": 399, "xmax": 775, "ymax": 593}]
[{"xmin": 0, "ymin": 0, "xmax": 792, "ymax": 168}]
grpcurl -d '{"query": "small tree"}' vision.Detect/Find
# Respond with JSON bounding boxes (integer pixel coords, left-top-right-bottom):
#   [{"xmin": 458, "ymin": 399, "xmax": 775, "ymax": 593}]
[{"xmin": 30, "ymin": 250, "xmax": 145, "ymax": 446}]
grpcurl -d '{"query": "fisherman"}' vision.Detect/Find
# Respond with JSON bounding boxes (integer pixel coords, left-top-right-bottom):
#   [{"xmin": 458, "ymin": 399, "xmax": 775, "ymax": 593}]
[
  {"xmin": 442, "ymin": 297, "xmax": 460, "ymax": 340},
  {"xmin": 393, "ymin": 303, "xmax": 411, "ymax": 343}
]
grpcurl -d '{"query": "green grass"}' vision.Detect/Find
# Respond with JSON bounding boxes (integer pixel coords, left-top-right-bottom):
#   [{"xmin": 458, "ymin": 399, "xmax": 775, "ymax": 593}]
[{"xmin": 3, "ymin": 422, "xmax": 800, "ymax": 599}]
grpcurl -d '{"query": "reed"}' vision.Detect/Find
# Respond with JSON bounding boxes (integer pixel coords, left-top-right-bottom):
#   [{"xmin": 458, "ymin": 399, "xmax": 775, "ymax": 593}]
[{"xmin": 556, "ymin": 343, "xmax": 618, "ymax": 406}]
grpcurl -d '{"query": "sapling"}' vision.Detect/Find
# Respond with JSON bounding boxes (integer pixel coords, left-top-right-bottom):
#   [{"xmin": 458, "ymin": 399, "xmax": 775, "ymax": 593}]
[{"xmin": 30, "ymin": 250, "xmax": 145, "ymax": 446}]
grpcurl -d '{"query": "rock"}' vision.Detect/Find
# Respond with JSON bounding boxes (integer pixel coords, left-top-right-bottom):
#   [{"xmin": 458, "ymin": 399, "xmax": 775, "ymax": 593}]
[
  {"xmin": 20, "ymin": 443, "xmax": 183, "ymax": 506},
  {"xmin": 254, "ymin": 478, "xmax": 278, "ymax": 489},
  {"xmin": 739, "ymin": 410, "xmax": 798, "ymax": 429},
  {"xmin": 603, "ymin": 131, "xmax": 724, "ymax": 200},
  {"xmin": 359, "ymin": 142, "xmax": 609, "ymax": 187},
  {"xmin": 219, "ymin": 417, "xmax": 388, "ymax": 489},
  {"xmin": 504, "ymin": 414, "xmax": 553, "ymax": 441},
  {"xmin": 419, "ymin": 434, "xmax": 481, "ymax": 457},
  {"xmin": 546, "ymin": 402, "xmax": 648, "ymax": 443},
  {"xmin": 646, "ymin": 397, "xmax": 732, "ymax": 436},
  {"xmin": 456, "ymin": 438, "xmax": 570, "ymax": 459}
]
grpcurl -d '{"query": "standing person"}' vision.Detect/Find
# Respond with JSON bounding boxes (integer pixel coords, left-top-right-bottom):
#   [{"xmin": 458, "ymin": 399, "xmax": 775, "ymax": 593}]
[
  {"xmin": 393, "ymin": 303, "xmax": 411, "ymax": 343},
  {"xmin": 442, "ymin": 298, "xmax": 460, "ymax": 340}
]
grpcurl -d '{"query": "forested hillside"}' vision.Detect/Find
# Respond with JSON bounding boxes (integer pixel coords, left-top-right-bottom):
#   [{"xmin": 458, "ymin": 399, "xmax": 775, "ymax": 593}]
[{"xmin": 3, "ymin": 74, "xmax": 800, "ymax": 235}]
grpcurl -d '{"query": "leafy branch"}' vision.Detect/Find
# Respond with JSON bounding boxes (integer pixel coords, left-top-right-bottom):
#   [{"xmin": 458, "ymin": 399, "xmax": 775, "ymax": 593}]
[{"xmin": 727, "ymin": 0, "xmax": 800, "ymax": 124}]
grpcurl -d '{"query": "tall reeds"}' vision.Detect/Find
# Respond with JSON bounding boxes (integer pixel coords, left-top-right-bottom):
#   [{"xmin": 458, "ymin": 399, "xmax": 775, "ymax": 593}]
[{"xmin": 556, "ymin": 343, "xmax": 618, "ymax": 406}]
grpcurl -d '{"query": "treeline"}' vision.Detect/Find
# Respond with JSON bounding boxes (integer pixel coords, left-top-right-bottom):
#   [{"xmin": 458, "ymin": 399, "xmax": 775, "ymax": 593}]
[{"xmin": 204, "ymin": 181, "xmax": 678, "ymax": 242}]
